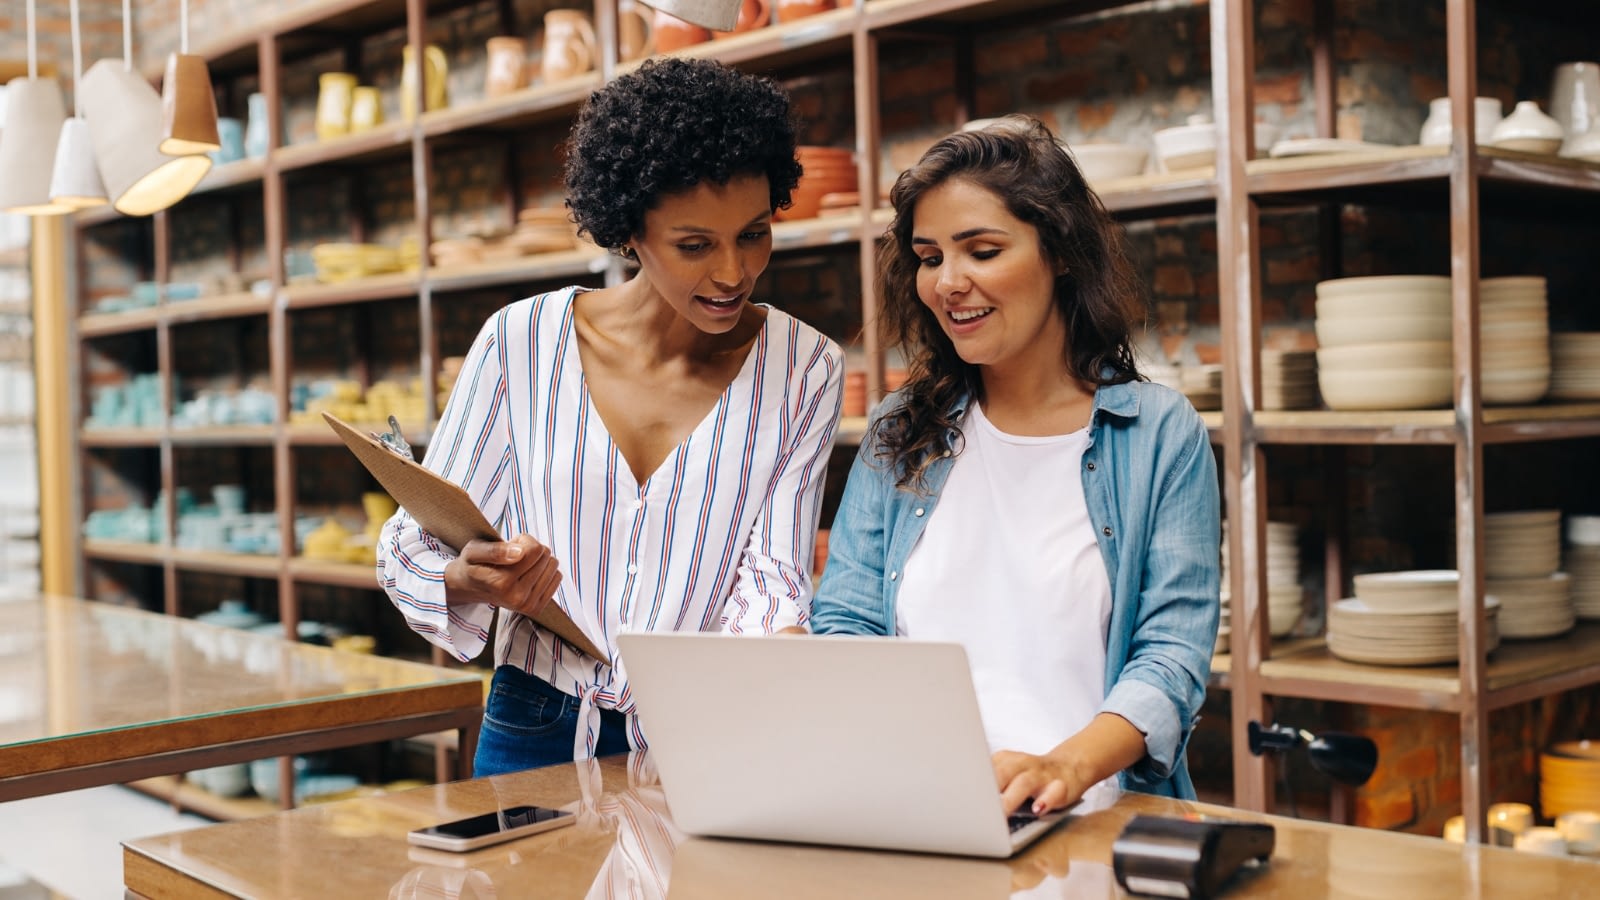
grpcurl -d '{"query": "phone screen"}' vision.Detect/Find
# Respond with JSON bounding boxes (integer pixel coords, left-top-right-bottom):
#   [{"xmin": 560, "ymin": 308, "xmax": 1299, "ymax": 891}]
[{"xmin": 421, "ymin": 805, "xmax": 570, "ymax": 839}]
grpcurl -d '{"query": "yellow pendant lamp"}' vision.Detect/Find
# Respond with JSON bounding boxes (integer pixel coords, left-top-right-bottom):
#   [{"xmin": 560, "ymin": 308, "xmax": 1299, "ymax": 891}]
[
  {"xmin": 80, "ymin": 0, "xmax": 211, "ymax": 216},
  {"xmin": 0, "ymin": 0, "xmax": 70, "ymax": 215},
  {"xmin": 48, "ymin": 0, "xmax": 108, "ymax": 210},
  {"xmin": 159, "ymin": 0, "xmax": 220, "ymax": 155}
]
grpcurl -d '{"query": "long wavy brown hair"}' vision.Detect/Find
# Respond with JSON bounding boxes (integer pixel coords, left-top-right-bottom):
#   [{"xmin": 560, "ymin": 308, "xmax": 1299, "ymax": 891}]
[{"xmin": 873, "ymin": 115, "xmax": 1145, "ymax": 492}]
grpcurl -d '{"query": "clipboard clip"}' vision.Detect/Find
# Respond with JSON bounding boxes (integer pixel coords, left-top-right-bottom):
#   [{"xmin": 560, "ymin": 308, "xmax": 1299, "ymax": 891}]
[{"xmin": 375, "ymin": 415, "xmax": 415, "ymax": 461}]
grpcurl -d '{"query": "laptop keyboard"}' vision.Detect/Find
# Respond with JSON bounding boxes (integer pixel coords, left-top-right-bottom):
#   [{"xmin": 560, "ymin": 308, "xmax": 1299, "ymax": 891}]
[{"xmin": 1007, "ymin": 813, "xmax": 1039, "ymax": 833}]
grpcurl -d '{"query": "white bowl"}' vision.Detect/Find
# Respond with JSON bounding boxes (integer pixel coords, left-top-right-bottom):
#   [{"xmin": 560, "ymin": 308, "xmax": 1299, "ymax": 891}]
[
  {"xmin": 1153, "ymin": 116, "xmax": 1216, "ymax": 172},
  {"xmin": 1316, "ymin": 291, "xmax": 1451, "ymax": 320},
  {"xmin": 1315, "ymin": 314, "xmax": 1451, "ymax": 348},
  {"xmin": 1315, "ymin": 274, "xmax": 1450, "ymax": 299},
  {"xmin": 1317, "ymin": 341, "xmax": 1451, "ymax": 371},
  {"xmin": 1066, "ymin": 142, "xmax": 1149, "ymax": 183},
  {"xmin": 1319, "ymin": 368, "xmax": 1452, "ymax": 410}
]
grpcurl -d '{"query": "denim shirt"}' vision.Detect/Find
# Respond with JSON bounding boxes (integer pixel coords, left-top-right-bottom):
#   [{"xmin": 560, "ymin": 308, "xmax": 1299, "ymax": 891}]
[{"xmin": 811, "ymin": 379, "xmax": 1221, "ymax": 799}]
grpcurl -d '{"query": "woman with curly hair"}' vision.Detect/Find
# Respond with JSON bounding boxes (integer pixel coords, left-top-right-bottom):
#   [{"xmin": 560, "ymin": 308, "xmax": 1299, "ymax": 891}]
[
  {"xmin": 378, "ymin": 58, "xmax": 844, "ymax": 774},
  {"xmin": 811, "ymin": 116, "xmax": 1219, "ymax": 812}
]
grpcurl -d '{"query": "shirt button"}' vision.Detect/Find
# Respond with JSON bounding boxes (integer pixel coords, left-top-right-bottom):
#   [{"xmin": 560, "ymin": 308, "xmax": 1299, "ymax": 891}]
[
  {"xmin": 1102, "ymin": 526, "xmax": 1113, "ymax": 537},
  {"xmin": 1086, "ymin": 462, "xmax": 1095, "ymax": 471},
  {"xmin": 889, "ymin": 571, "xmax": 899, "ymax": 581},
  {"xmin": 914, "ymin": 507, "xmax": 925, "ymax": 517},
  {"xmin": 627, "ymin": 564, "xmax": 638, "ymax": 575}
]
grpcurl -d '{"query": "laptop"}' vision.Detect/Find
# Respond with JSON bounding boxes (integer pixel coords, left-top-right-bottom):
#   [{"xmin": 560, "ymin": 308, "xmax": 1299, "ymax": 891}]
[{"xmin": 615, "ymin": 632, "xmax": 1070, "ymax": 858}]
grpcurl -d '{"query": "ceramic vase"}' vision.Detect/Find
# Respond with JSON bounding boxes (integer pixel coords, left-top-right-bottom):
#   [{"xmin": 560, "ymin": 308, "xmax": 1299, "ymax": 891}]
[
  {"xmin": 485, "ymin": 36, "xmax": 529, "ymax": 97},
  {"xmin": 244, "ymin": 92, "xmax": 271, "ymax": 158},
  {"xmin": 315, "ymin": 72, "xmax": 358, "ymax": 140},
  {"xmin": 541, "ymin": 10, "xmax": 598, "ymax": 83}
]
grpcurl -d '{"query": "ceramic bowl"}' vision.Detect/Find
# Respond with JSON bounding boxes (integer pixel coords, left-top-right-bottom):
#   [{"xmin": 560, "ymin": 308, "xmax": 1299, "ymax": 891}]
[
  {"xmin": 1066, "ymin": 142, "xmax": 1148, "ymax": 183},
  {"xmin": 1315, "ymin": 313, "xmax": 1451, "ymax": 348},
  {"xmin": 1152, "ymin": 116, "xmax": 1216, "ymax": 172},
  {"xmin": 1318, "ymin": 367, "xmax": 1452, "ymax": 410},
  {"xmin": 1316, "ymin": 340, "xmax": 1451, "ymax": 371}
]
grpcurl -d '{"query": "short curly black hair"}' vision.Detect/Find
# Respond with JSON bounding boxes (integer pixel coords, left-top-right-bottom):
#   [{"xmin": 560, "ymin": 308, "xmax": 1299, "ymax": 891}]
[{"xmin": 564, "ymin": 57, "xmax": 803, "ymax": 252}]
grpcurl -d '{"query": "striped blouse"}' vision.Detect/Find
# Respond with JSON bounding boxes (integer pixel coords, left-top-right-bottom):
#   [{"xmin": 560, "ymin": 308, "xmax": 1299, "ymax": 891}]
[{"xmin": 378, "ymin": 286, "xmax": 843, "ymax": 758}]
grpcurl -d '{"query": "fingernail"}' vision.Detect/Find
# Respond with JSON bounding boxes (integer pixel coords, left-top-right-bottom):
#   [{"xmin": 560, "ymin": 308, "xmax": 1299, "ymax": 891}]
[
  {"xmin": 1033, "ymin": 801, "xmax": 1045, "ymax": 815},
  {"xmin": 505, "ymin": 546, "xmax": 523, "ymax": 561}
]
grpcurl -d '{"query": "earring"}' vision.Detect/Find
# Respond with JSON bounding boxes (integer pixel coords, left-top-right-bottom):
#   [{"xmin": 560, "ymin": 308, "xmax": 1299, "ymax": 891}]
[{"xmin": 620, "ymin": 246, "xmax": 638, "ymax": 261}]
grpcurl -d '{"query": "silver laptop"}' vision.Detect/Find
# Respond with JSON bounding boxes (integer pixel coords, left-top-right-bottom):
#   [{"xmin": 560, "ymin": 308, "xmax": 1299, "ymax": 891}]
[{"xmin": 616, "ymin": 632, "xmax": 1068, "ymax": 858}]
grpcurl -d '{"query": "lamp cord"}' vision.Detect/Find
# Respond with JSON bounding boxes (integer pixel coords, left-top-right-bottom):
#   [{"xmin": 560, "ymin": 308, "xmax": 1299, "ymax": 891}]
[
  {"xmin": 25, "ymin": 0, "xmax": 36, "ymax": 79},
  {"xmin": 122, "ymin": 0, "xmax": 132, "ymax": 72},
  {"xmin": 69, "ymin": 0, "xmax": 82, "ymax": 117},
  {"xmin": 1279, "ymin": 752, "xmax": 1298, "ymax": 819},
  {"xmin": 180, "ymin": 0, "xmax": 189, "ymax": 54}
]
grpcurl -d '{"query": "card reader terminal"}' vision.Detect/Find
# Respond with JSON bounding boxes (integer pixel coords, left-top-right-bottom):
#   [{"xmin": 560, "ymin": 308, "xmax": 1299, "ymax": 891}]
[{"xmin": 1112, "ymin": 814, "xmax": 1275, "ymax": 899}]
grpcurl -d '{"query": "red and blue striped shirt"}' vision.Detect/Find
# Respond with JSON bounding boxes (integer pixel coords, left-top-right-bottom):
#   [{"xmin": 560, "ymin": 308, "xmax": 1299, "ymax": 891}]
[{"xmin": 379, "ymin": 286, "xmax": 843, "ymax": 756}]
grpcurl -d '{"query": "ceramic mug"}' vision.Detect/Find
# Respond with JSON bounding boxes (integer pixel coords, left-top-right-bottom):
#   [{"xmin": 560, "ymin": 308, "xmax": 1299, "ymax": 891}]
[
  {"xmin": 315, "ymin": 72, "xmax": 358, "ymax": 140},
  {"xmin": 349, "ymin": 86, "xmax": 383, "ymax": 131},
  {"xmin": 485, "ymin": 36, "xmax": 529, "ymax": 97},
  {"xmin": 618, "ymin": 0, "xmax": 656, "ymax": 62},
  {"xmin": 211, "ymin": 117, "xmax": 244, "ymax": 164},
  {"xmin": 541, "ymin": 9, "xmax": 598, "ymax": 83},
  {"xmin": 1550, "ymin": 62, "xmax": 1600, "ymax": 140},
  {"xmin": 401, "ymin": 44, "xmax": 449, "ymax": 121}
]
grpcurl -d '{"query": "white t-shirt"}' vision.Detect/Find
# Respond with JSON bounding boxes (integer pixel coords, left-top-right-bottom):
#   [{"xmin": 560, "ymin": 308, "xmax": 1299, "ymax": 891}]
[{"xmin": 896, "ymin": 401, "xmax": 1113, "ymax": 761}]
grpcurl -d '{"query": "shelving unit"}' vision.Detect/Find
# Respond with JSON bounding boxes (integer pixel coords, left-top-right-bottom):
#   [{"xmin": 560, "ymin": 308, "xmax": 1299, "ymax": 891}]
[{"xmin": 59, "ymin": 0, "xmax": 1600, "ymax": 832}]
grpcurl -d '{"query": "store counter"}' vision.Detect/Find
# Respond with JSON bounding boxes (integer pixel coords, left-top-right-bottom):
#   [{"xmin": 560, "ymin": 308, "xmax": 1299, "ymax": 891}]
[
  {"xmin": 0, "ymin": 595, "xmax": 482, "ymax": 802},
  {"xmin": 124, "ymin": 752, "xmax": 1599, "ymax": 899}
]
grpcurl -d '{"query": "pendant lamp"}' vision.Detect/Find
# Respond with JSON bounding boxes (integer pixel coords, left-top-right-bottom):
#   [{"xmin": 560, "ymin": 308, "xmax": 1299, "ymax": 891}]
[
  {"xmin": 0, "ymin": 0, "xmax": 70, "ymax": 215},
  {"xmin": 48, "ymin": 0, "xmax": 109, "ymax": 209},
  {"xmin": 81, "ymin": 0, "xmax": 211, "ymax": 216},
  {"xmin": 159, "ymin": 0, "xmax": 220, "ymax": 155},
  {"xmin": 637, "ymin": 0, "xmax": 740, "ymax": 31}
]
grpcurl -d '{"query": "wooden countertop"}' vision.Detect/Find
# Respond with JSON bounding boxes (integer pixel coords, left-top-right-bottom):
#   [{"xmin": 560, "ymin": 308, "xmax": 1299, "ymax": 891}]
[{"xmin": 124, "ymin": 753, "xmax": 1600, "ymax": 899}]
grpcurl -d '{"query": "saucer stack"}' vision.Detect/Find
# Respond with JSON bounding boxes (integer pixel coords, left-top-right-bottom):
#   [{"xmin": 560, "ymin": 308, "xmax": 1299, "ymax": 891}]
[
  {"xmin": 1314, "ymin": 276, "xmax": 1452, "ymax": 410},
  {"xmin": 510, "ymin": 207, "xmax": 581, "ymax": 255},
  {"xmin": 1328, "ymin": 570, "xmax": 1501, "ymax": 666},
  {"xmin": 1180, "ymin": 364, "xmax": 1222, "ymax": 411},
  {"xmin": 1479, "ymin": 276, "xmax": 1551, "ymax": 405},
  {"xmin": 1485, "ymin": 509, "xmax": 1574, "ymax": 639},
  {"xmin": 1261, "ymin": 349, "xmax": 1318, "ymax": 410},
  {"xmin": 1551, "ymin": 333, "xmax": 1600, "ymax": 400},
  {"xmin": 1220, "ymin": 520, "xmax": 1302, "ymax": 639},
  {"xmin": 1565, "ymin": 514, "xmax": 1600, "ymax": 619},
  {"xmin": 1541, "ymin": 741, "xmax": 1600, "ymax": 818}
]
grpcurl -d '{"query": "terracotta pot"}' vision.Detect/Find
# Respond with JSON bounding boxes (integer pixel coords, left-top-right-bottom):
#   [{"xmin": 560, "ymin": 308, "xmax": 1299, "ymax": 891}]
[
  {"xmin": 776, "ymin": 0, "xmax": 835, "ymax": 23},
  {"xmin": 618, "ymin": 0, "xmax": 656, "ymax": 62},
  {"xmin": 712, "ymin": 0, "xmax": 771, "ymax": 39},
  {"xmin": 654, "ymin": 10, "xmax": 711, "ymax": 52}
]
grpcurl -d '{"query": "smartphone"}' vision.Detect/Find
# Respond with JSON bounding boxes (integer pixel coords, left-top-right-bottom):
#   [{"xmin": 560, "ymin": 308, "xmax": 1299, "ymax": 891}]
[{"xmin": 407, "ymin": 805, "xmax": 576, "ymax": 852}]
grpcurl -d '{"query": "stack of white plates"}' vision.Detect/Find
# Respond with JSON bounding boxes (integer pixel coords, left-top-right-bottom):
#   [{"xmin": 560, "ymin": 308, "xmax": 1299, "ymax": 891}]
[
  {"xmin": 1485, "ymin": 509, "xmax": 1563, "ymax": 578},
  {"xmin": 1314, "ymin": 276, "xmax": 1452, "ymax": 410},
  {"xmin": 1262, "ymin": 349, "xmax": 1317, "ymax": 410},
  {"xmin": 1551, "ymin": 333, "xmax": 1600, "ymax": 400},
  {"xmin": 1486, "ymin": 572, "xmax": 1575, "ymax": 638},
  {"xmin": 1479, "ymin": 276, "xmax": 1551, "ymax": 405},
  {"xmin": 1181, "ymin": 364, "xmax": 1222, "ymax": 411},
  {"xmin": 1221, "ymin": 521, "xmax": 1302, "ymax": 638},
  {"xmin": 1328, "ymin": 570, "xmax": 1502, "ymax": 666},
  {"xmin": 1567, "ymin": 515, "xmax": 1600, "ymax": 619}
]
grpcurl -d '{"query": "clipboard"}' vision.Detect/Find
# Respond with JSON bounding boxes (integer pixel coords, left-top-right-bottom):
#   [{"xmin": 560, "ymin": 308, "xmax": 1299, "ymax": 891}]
[{"xmin": 323, "ymin": 411, "xmax": 609, "ymax": 663}]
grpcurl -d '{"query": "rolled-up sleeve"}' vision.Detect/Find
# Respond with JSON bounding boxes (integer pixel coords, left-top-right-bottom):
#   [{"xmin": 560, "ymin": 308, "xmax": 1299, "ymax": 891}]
[
  {"xmin": 1100, "ymin": 410, "xmax": 1220, "ymax": 782},
  {"xmin": 722, "ymin": 338, "xmax": 843, "ymax": 634},
  {"xmin": 375, "ymin": 312, "xmax": 515, "ymax": 661}
]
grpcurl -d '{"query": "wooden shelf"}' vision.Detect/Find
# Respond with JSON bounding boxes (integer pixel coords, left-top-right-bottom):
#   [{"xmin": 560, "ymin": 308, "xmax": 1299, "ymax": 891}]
[
  {"xmin": 281, "ymin": 273, "xmax": 420, "ymax": 310},
  {"xmin": 80, "ymin": 306, "xmax": 165, "ymax": 338},
  {"xmin": 1258, "ymin": 624, "xmax": 1600, "ymax": 713},
  {"xmin": 171, "ymin": 548, "xmax": 283, "ymax": 579},
  {"xmin": 163, "ymin": 292, "xmax": 274, "ymax": 326},
  {"xmin": 273, "ymin": 123, "xmax": 414, "ymax": 173},
  {"xmin": 191, "ymin": 158, "xmax": 268, "ymax": 197},
  {"xmin": 772, "ymin": 214, "xmax": 868, "ymax": 252},
  {"xmin": 867, "ymin": 0, "xmax": 1115, "ymax": 30},
  {"xmin": 1097, "ymin": 170, "xmax": 1218, "ymax": 218},
  {"xmin": 1252, "ymin": 403, "xmax": 1600, "ymax": 446},
  {"xmin": 288, "ymin": 557, "xmax": 380, "ymax": 589},
  {"xmin": 1246, "ymin": 144, "xmax": 1449, "ymax": 199},
  {"xmin": 83, "ymin": 539, "xmax": 166, "ymax": 566},
  {"xmin": 126, "ymin": 775, "xmax": 280, "ymax": 822},
  {"xmin": 668, "ymin": 6, "xmax": 856, "ymax": 70},
  {"xmin": 285, "ymin": 419, "xmax": 432, "ymax": 446},
  {"xmin": 80, "ymin": 428, "xmax": 164, "ymax": 448},
  {"xmin": 420, "ymin": 75, "xmax": 601, "ymax": 138},
  {"xmin": 169, "ymin": 426, "xmax": 277, "ymax": 447},
  {"xmin": 425, "ymin": 249, "xmax": 609, "ymax": 295},
  {"xmin": 834, "ymin": 416, "xmax": 868, "ymax": 446}
]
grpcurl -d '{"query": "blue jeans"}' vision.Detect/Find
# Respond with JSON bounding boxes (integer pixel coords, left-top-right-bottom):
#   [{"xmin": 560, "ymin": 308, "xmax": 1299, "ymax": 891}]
[{"xmin": 473, "ymin": 665, "xmax": 631, "ymax": 776}]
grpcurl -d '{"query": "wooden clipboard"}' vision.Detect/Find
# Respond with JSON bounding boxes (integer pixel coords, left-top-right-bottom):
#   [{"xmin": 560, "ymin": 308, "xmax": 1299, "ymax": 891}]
[{"xmin": 323, "ymin": 411, "xmax": 608, "ymax": 662}]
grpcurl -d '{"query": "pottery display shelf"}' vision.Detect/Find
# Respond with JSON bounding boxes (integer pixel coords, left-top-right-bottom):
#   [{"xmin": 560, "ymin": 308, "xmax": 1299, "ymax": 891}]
[
  {"xmin": 124, "ymin": 752, "xmax": 1600, "ymax": 899},
  {"xmin": 0, "ymin": 595, "xmax": 482, "ymax": 806}
]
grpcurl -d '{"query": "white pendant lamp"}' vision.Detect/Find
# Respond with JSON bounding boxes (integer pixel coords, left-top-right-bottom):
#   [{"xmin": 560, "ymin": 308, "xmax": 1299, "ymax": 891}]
[
  {"xmin": 0, "ymin": 0, "xmax": 70, "ymax": 215},
  {"xmin": 48, "ymin": 0, "xmax": 108, "ymax": 209},
  {"xmin": 81, "ymin": 0, "xmax": 211, "ymax": 216},
  {"xmin": 159, "ymin": 0, "xmax": 220, "ymax": 155},
  {"xmin": 637, "ymin": 0, "xmax": 741, "ymax": 31}
]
